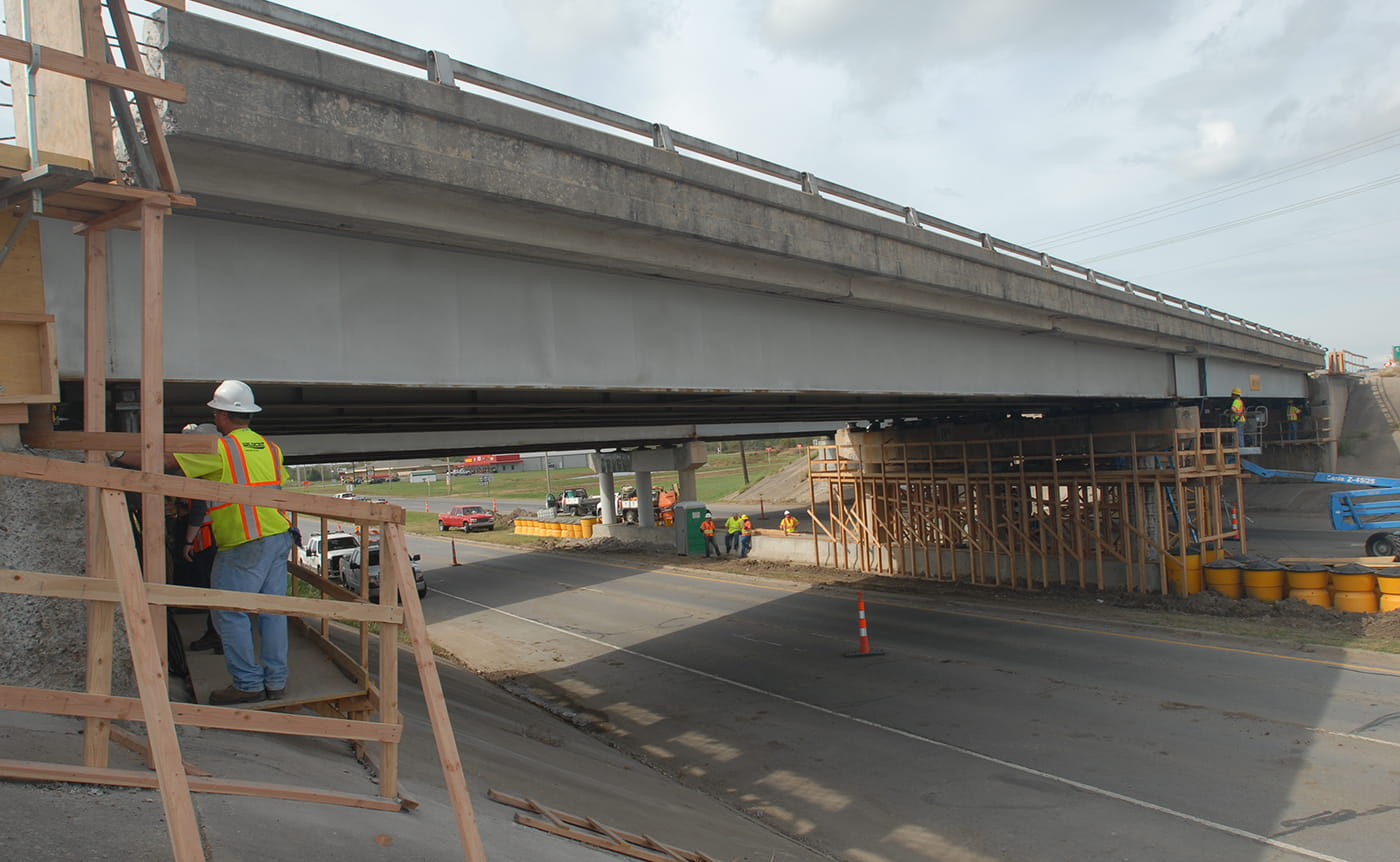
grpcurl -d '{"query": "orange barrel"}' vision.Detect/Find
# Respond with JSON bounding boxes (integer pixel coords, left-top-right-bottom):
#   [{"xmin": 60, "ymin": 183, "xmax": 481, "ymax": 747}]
[
  {"xmin": 1242, "ymin": 560, "xmax": 1285, "ymax": 603},
  {"xmin": 1285, "ymin": 562, "xmax": 1330, "ymax": 591},
  {"xmin": 1203, "ymin": 558, "xmax": 1243, "ymax": 599},
  {"xmin": 1289, "ymin": 588, "xmax": 1332, "ymax": 608},
  {"xmin": 1329, "ymin": 563, "xmax": 1376, "ymax": 594},
  {"xmin": 1165, "ymin": 548, "xmax": 1203, "ymax": 595},
  {"xmin": 1334, "ymin": 591, "xmax": 1379, "ymax": 613},
  {"xmin": 1376, "ymin": 568, "xmax": 1400, "ymax": 596}
]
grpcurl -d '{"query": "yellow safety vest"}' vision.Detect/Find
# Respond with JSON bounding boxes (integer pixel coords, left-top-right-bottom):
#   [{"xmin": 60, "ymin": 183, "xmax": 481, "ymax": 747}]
[
  {"xmin": 780, "ymin": 517, "xmax": 798, "ymax": 533},
  {"xmin": 1230, "ymin": 397, "xmax": 1245, "ymax": 422},
  {"xmin": 206, "ymin": 427, "xmax": 289, "ymax": 550},
  {"xmin": 1286, "ymin": 405, "xmax": 1300, "ymax": 422}
]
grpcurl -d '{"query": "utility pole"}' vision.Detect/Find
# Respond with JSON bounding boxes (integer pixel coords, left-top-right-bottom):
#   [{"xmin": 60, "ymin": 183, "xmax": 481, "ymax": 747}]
[{"xmin": 738, "ymin": 440, "xmax": 750, "ymax": 484}]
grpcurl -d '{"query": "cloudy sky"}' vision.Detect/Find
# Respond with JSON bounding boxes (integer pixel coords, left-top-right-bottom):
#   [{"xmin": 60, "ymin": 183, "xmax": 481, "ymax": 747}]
[{"xmin": 10, "ymin": 1, "xmax": 1400, "ymax": 363}]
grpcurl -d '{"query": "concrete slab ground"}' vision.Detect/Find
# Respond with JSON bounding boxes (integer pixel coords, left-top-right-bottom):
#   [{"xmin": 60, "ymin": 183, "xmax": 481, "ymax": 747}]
[{"xmin": 0, "ymin": 641, "xmax": 828, "ymax": 862}]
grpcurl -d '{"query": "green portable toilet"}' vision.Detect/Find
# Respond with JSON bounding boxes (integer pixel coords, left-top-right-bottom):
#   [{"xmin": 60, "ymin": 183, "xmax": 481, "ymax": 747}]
[{"xmin": 673, "ymin": 502, "xmax": 709, "ymax": 555}]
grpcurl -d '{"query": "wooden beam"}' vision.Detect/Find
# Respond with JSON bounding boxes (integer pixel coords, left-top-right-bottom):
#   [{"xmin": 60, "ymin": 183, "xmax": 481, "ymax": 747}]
[
  {"xmin": 0, "ymin": 569, "xmax": 405, "ymax": 625},
  {"xmin": 0, "ymin": 760, "xmax": 407, "ymax": 812},
  {"xmin": 0, "ymin": 34, "xmax": 187, "ymax": 104},
  {"xmin": 99, "ymin": 491, "xmax": 204, "ymax": 862},
  {"xmin": 0, "ymin": 452, "xmax": 406, "ymax": 524},
  {"xmin": 79, "ymin": 0, "xmax": 118, "ymax": 178},
  {"xmin": 108, "ymin": 0, "xmax": 181, "ymax": 192},
  {"xmin": 385, "ymin": 522, "xmax": 487, "ymax": 860},
  {"xmin": 73, "ymin": 195, "xmax": 166, "ymax": 235},
  {"xmin": 109, "ymin": 725, "xmax": 213, "ymax": 776},
  {"xmin": 23, "ymin": 429, "xmax": 219, "ymax": 455},
  {"xmin": 138, "ymin": 203, "xmax": 166, "ymax": 669},
  {"xmin": 83, "ymin": 225, "xmax": 113, "ymax": 769},
  {"xmin": 0, "ymin": 685, "xmax": 401, "ymax": 743}
]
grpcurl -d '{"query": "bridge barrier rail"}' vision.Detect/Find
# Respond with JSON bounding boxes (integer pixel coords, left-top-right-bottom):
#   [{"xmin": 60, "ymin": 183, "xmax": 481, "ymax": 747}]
[{"xmin": 161, "ymin": 0, "xmax": 1318, "ymax": 351}]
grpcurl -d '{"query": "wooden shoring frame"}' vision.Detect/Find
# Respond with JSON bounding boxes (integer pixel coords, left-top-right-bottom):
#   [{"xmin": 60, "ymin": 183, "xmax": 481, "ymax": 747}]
[
  {"xmin": 0, "ymin": 6, "xmax": 483, "ymax": 854},
  {"xmin": 808, "ymin": 427, "xmax": 1243, "ymax": 593}
]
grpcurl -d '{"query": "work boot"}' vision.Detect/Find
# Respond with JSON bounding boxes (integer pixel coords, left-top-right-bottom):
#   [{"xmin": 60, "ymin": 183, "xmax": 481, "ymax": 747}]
[
  {"xmin": 189, "ymin": 632, "xmax": 221, "ymax": 652},
  {"xmin": 208, "ymin": 685, "xmax": 265, "ymax": 706},
  {"xmin": 264, "ymin": 685, "xmax": 287, "ymax": 701}
]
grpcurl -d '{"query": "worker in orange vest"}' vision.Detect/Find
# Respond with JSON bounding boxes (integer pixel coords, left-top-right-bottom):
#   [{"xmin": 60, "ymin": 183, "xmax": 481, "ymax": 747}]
[
  {"xmin": 779, "ymin": 511, "xmax": 799, "ymax": 535},
  {"xmin": 739, "ymin": 514, "xmax": 755, "ymax": 558},
  {"xmin": 700, "ymin": 511, "xmax": 720, "ymax": 558}
]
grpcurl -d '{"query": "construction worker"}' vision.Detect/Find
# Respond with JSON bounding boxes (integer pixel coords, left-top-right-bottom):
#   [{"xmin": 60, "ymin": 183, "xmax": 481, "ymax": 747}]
[
  {"xmin": 779, "ymin": 510, "xmax": 799, "ymax": 535},
  {"xmin": 171, "ymin": 381, "xmax": 294, "ymax": 706},
  {"xmin": 739, "ymin": 514, "xmax": 755, "ymax": 558},
  {"xmin": 725, "ymin": 512, "xmax": 743, "ymax": 555},
  {"xmin": 1229, "ymin": 387, "xmax": 1246, "ymax": 448},
  {"xmin": 177, "ymin": 423, "xmax": 221, "ymax": 655},
  {"xmin": 1285, "ymin": 400, "xmax": 1301, "ymax": 441},
  {"xmin": 700, "ymin": 511, "xmax": 720, "ymax": 558}
]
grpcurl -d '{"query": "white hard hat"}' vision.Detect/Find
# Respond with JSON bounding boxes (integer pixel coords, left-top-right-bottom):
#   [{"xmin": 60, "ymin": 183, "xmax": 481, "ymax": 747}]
[
  {"xmin": 207, "ymin": 380, "xmax": 261, "ymax": 413},
  {"xmin": 784, "ymin": 510, "xmax": 791, "ymax": 515}
]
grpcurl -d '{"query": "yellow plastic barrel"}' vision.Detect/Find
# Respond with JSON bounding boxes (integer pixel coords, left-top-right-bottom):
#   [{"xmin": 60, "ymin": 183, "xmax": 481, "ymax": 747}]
[
  {"xmin": 1377, "ymin": 570, "xmax": 1400, "ymax": 596},
  {"xmin": 1330, "ymin": 571, "xmax": 1377, "ymax": 593},
  {"xmin": 1243, "ymin": 562, "xmax": 1285, "ymax": 603},
  {"xmin": 1203, "ymin": 559, "xmax": 1243, "ymax": 598},
  {"xmin": 1381, "ymin": 594, "xmax": 1400, "ymax": 612},
  {"xmin": 1334, "ymin": 591, "xmax": 1379, "ymax": 614},
  {"xmin": 1286, "ymin": 564, "xmax": 1330, "ymax": 591},
  {"xmin": 580, "ymin": 519, "xmax": 594, "ymax": 538},
  {"xmin": 1165, "ymin": 552, "xmax": 1203, "ymax": 595},
  {"xmin": 1289, "ymin": 588, "xmax": 1332, "ymax": 608}
]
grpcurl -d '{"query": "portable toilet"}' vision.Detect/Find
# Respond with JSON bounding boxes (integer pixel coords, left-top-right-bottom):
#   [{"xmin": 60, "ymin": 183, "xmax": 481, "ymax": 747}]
[{"xmin": 673, "ymin": 502, "xmax": 709, "ymax": 555}]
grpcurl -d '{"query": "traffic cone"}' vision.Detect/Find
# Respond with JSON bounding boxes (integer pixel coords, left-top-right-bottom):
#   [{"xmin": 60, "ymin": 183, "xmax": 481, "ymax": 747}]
[
  {"xmin": 451, "ymin": 540, "xmax": 460, "ymax": 566},
  {"xmin": 844, "ymin": 591, "xmax": 886, "ymax": 658},
  {"xmin": 424, "ymin": 500, "xmax": 430, "ymax": 513}
]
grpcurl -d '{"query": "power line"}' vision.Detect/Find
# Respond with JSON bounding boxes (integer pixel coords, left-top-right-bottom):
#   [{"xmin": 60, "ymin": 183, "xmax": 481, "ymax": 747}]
[
  {"xmin": 1080, "ymin": 172, "xmax": 1400, "ymax": 264},
  {"xmin": 1138, "ymin": 213, "xmax": 1400, "ymax": 279},
  {"xmin": 1032, "ymin": 125, "xmax": 1400, "ymax": 247}
]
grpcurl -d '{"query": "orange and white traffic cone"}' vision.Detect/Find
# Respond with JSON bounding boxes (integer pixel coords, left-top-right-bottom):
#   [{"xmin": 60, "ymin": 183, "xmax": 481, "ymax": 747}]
[
  {"xmin": 424, "ymin": 500, "xmax": 430, "ymax": 513},
  {"xmin": 844, "ymin": 591, "xmax": 886, "ymax": 658},
  {"xmin": 451, "ymin": 540, "xmax": 460, "ymax": 566}
]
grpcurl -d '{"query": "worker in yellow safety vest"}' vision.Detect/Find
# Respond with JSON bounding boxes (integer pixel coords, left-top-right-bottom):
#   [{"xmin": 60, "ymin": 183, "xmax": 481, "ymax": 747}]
[
  {"xmin": 725, "ymin": 513, "xmax": 743, "ymax": 555},
  {"xmin": 779, "ymin": 511, "xmax": 799, "ymax": 535},
  {"xmin": 700, "ymin": 512, "xmax": 720, "ymax": 558},
  {"xmin": 1229, "ymin": 387, "xmax": 1246, "ymax": 446},
  {"xmin": 173, "ymin": 381, "xmax": 294, "ymax": 706},
  {"xmin": 1285, "ymin": 400, "xmax": 1301, "ymax": 441},
  {"xmin": 739, "ymin": 514, "xmax": 755, "ymax": 558}
]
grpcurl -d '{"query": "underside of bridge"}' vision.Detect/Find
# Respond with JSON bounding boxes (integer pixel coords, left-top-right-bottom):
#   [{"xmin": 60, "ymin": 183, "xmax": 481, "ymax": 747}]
[{"xmin": 65, "ymin": 379, "xmax": 1180, "ymax": 462}]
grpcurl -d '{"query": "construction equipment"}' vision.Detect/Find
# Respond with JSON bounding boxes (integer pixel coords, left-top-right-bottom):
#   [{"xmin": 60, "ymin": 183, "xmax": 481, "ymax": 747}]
[
  {"xmin": 615, "ymin": 486, "xmax": 679, "ymax": 524},
  {"xmin": 1241, "ymin": 461, "xmax": 1400, "ymax": 556}
]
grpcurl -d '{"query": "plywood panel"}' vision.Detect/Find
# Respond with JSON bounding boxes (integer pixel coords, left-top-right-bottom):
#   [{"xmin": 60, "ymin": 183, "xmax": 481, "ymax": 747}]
[
  {"xmin": 0, "ymin": 211, "xmax": 44, "ymax": 312},
  {"xmin": 4, "ymin": 0, "xmax": 95, "ymax": 164}
]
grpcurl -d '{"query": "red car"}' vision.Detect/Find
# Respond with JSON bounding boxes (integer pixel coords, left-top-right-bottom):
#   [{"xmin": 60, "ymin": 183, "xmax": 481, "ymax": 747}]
[{"xmin": 438, "ymin": 505, "xmax": 495, "ymax": 532}]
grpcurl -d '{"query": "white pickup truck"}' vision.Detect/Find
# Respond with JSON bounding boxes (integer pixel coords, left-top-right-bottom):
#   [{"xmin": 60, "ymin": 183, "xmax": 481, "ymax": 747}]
[{"xmin": 295, "ymin": 531, "xmax": 360, "ymax": 581}]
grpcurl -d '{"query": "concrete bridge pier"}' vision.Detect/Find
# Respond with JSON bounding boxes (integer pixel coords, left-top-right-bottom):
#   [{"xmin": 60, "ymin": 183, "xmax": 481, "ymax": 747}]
[{"xmin": 596, "ymin": 467, "xmax": 617, "ymax": 525}]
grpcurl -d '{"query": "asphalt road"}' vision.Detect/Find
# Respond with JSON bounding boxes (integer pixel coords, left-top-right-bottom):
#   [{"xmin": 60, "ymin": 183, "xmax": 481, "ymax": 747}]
[{"xmin": 405, "ymin": 527, "xmax": 1400, "ymax": 862}]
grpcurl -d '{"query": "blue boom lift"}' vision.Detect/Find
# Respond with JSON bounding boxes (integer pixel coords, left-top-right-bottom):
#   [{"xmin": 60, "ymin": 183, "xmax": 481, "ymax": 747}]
[{"xmin": 1241, "ymin": 461, "xmax": 1400, "ymax": 557}]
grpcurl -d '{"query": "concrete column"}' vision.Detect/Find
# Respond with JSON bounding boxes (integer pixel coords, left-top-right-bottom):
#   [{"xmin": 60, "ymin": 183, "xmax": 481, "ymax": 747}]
[
  {"xmin": 598, "ymin": 469, "xmax": 616, "ymax": 523},
  {"xmin": 677, "ymin": 465, "xmax": 698, "ymax": 503},
  {"xmin": 634, "ymin": 470, "xmax": 652, "ymax": 524}
]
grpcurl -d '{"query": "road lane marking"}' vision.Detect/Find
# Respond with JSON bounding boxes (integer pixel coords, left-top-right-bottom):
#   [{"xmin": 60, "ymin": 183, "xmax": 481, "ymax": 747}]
[{"xmin": 432, "ymin": 589, "xmax": 1355, "ymax": 862}]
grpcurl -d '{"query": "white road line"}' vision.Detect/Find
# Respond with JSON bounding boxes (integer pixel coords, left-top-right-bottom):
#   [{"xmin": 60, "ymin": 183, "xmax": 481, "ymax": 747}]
[{"xmin": 432, "ymin": 589, "xmax": 1356, "ymax": 862}]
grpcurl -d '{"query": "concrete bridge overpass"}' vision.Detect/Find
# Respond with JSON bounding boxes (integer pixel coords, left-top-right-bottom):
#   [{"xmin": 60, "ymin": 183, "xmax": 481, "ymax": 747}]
[{"xmin": 34, "ymin": 5, "xmax": 1323, "ymax": 461}]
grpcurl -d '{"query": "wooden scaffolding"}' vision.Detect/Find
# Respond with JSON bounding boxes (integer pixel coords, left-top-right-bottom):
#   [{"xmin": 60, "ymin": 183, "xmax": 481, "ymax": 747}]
[
  {"xmin": 808, "ymin": 426, "xmax": 1247, "ymax": 592},
  {"xmin": 1, "ymin": 3, "xmax": 485, "ymax": 859}
]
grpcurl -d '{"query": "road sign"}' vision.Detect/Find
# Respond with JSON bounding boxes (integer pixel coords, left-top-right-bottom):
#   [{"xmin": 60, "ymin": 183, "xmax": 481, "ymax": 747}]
[{"xmin": 479, "ymin": 474, "xmax": 493, "ymax": 485}]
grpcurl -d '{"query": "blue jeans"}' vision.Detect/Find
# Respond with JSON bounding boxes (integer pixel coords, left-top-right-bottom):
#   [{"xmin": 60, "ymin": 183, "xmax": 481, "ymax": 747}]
[
  {"xmin": 740, "ymin": 535, "xmax": 752, "ymax": 557},
  {"xmin": 725, "ymin": 532, "xmax": 738, "ymax": 553},
  {"xmin": 211, "ymin": 530, "xmax": 294, "ymax": 692},
  {"xmin": 703, "ymin": 535, "xmax": 720, "ymax": 557}
]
